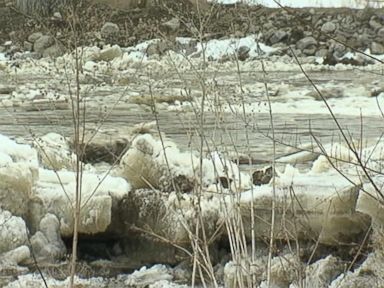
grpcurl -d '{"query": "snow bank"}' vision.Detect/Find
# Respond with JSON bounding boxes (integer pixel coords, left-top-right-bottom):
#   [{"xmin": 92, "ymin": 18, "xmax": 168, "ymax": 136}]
[
  {"xmin": 31, "ymin": 168, "xmax": 131, "ymax": 236},
  {"xmin": 0, "ymin": 134, "xmax": 38, "ymax": 216}
]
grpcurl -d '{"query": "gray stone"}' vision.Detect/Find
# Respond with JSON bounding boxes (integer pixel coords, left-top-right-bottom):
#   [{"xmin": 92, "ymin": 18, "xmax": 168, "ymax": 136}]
[
  {"xmin": 237, "ymin": 45, "xmax": 250, "ymax": 61},
  {"xmin": 101, "ymin": 22, "xmax": 119, "ymax": 37},
  {"xmin": 30, "ymin": 226, "xmax": 65, "ymax": 263},
  {"xmin": 42, "ymin": 44, "xmax": 65, "ymax": 58},
  {"xmin": 297, "ymin": 36, "xmax": 317, "ymax": 50},
  {"xmin": 34, "ymin": 35, "xmax": 54, "ymax": 53},
  {"xmin": 316, "ymin": 48, "xmax": 329, "ymax": 57},
  {"xmin": 369, "ymin": 16, "xmax": 382, "ymax": 31},
  {"xmin": 146, "ymin": 40, "xmax": 170, "ymax": 56},
  {"xmin": 321, "ymin": 21, "xmax": 336, "ymax": 33},
  {"xmin": 269, "ymin": 30, "xmax": 287, "ymax": 45},
  {"xmin": 378, "ymin": 27, "xmax": 384, "ymax": 38},
  {"xmin": 23, "ymin": 41, "xmax": 33, "ymax": 51},
  {"xmin": 371, "ymin": 42, "xmax": 384, "ymax": 55},
  {"xmin": 162, "ymin": 17, "xmax": 180, "ymax": 33},
  {"xmin": 28, "ymin": 32, "xmax": 43, "ymax": 43}
]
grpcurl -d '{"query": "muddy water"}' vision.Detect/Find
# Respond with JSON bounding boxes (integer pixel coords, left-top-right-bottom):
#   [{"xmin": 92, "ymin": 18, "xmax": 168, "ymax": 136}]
[{"xmin": 1, "ymin": 68, "xmax": 384, "ymax": 163}]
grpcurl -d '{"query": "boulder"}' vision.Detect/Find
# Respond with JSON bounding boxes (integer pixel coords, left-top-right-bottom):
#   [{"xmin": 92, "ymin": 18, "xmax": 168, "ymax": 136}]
[
  {"xmin": 303, "ymin": 255, "xmax": 344, "ymax": 287},
  {"xmin": 101, "ymin": 22, "xmax": 119, "ymax": 37},
  {"xmin": 371, "ymin": 42, "xmax": 384, "ymax": 55},
  {"xmin": 30, "ymin": 214, "xmax": 66, "ymax": 263},
  {"xmin": 321, "ymin": 21, "xmax": 337, "ymax": 33},
  {"xmin": 42, "ymin": 43, "xmax": 65, "ymax": 58},
  {"xmin": 297, "ymin": 36, "xmax": 318, "ymax": 55},
  {"xmin": 269, "ymin": 29, "xmax": 288, "ymax": 45},
  {"xmin": 377, "ymin": 27, "xmax": 384, "ymax": 38},
  {"xmin": 34, "ymin": 35, "xmax": 54, "ymax": 54},
  {"xmin": 28, "ymin": 32, "xmax": 43, "ymax": 43},
  {"xmin": 162, "ymin": 17, "xmax": 180, "ymax": 33}
]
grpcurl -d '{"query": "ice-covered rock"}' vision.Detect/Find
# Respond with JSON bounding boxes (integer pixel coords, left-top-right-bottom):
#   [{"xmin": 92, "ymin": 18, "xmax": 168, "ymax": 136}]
[
  {"xmin": 301, "ymin": 255, "xmax": 344, "ymax": 288},
  {"xmin": 125, "ymin": 264, "xmax": 173, "ymax": 286},
  {"xmin": 0, "ymin": 209, "xmax": 28, "ymax": 254},
  {"xmin": 239, "ymin": 165, "xmax": 370, "ymax": 244},
  {"xmin": 33, "ymin": 133, "xmax": 74, "ymax": 170},
  {"xmin": 96, "ymin": 45, "xmax": 122, "ymax": 62},
  {"xmin": 30, "ymin": 213, "xmax": 66, "ymax": 263},
  {"xmin": 118, "ymin": 189, "xmax": 223, "ymax": 244},
  {"xmin": 356, "ymin": 175, "xmax": 384, "ymax": 227},
  {"xmin": 119, "ymin": 134, "xmax": 251, "ymax": 193},
  {"xmin": 0, "ymin": 134, "xmax": 38, "ymax": 216},
  {"xmin": 30, "ymin": 169, "xmax": 130, "ymax": 236}
]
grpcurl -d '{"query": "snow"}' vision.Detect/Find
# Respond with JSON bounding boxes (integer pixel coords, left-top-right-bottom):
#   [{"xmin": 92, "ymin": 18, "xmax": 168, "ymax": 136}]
[
  {"xmin": 0, "ymin": 53, "xmax": 6, "ymax": 61},
  {"xmin": 192, "ymin": 35, "xmax": 278, "ymax": 60},
  {"xmin": 212, "ymin": 0, "xmax": 384, "ymax": 8}
]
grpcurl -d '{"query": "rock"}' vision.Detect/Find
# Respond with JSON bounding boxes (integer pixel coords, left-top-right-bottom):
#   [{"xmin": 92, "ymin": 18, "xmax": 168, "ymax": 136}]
[
  {"xmin": 369, "ymin": 16, "xmax": 382, "ymax": 31},
  {"xmin": 28, "ymin": 32, "xmax": 43, "ymax": 43},
  {"xmin": 252, "ymin": 166, "xmax": 273, "ymax": 185},
  {"xmin": 101, "ymin": 22, "xmax": 119, "ymax": 37},
  {"xmin": 237, "ymin": 45, "xmax": 250, "ymax": 61},
  {"xmin": 262, "ymin": 254, "xmax": 299, "ymax": 287},
  {"xmin": 303, "ymin": 255, "xmax": 344, "ymax": 287},
  {"xmin": 146, "ymin": 40, "xmax": 171, "ymax": 56},
  {"xmin": 73, "ymin": 129, "xmax": 130, "ymax": 164},
  {"xmin": 33, "ymin": 133, "xmax": 74, "ymax": 170},
  {"xmin": 316, "ymin": 48, "xmax": 329, "ymax": 57},
  {"xmin": 371, "ymin": 42, "xmax": 384, "ymax": 55},
  {"xmin": 297, "ymin": 36, "xmax": 318, "ymax": 55},
  {"xmin": 53, "ymin": 12, "xmax": 62, "ymax": 19},
  {"xmin": 0, "ymin": 209, "xmax": 28, "ymax": 254},
  {"xmin": 378, "ymin": 27, "xmax": 384, "ymax": 38},
  {"xmin": 162, "ymin": 17, "xmax": 180, "ymax": 33},
  {"xmin": 321, "ymin": 21, "xmax": 336, "ymax": 33},
  {"xmin": 23, "ymin": 41, "xmax": 33, "ymax": 51},
  {"xmin": 42, "ymin": 43, "xmax": 65, "ymax": 58},
  {"xmin": 33, "ymin": 35, "xmax": 54, "ymax": 54},
  {"xmin": 96, "ymin": 45, "xmax": 122, "ymax": 61},
  {"xmin": 269, "ymin": 29, "xmax": 288, "ymax": 45},
  {"xmin": 117, "ymin": 188, "xmax": 223, "ymax": 254},
  {"xmin": 0, "ymin": 245, "xmax": 30, "ymax": 265},
  {"xmin": 30, "ymin": 214, "xmax": 66, "ymax": 263}
]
